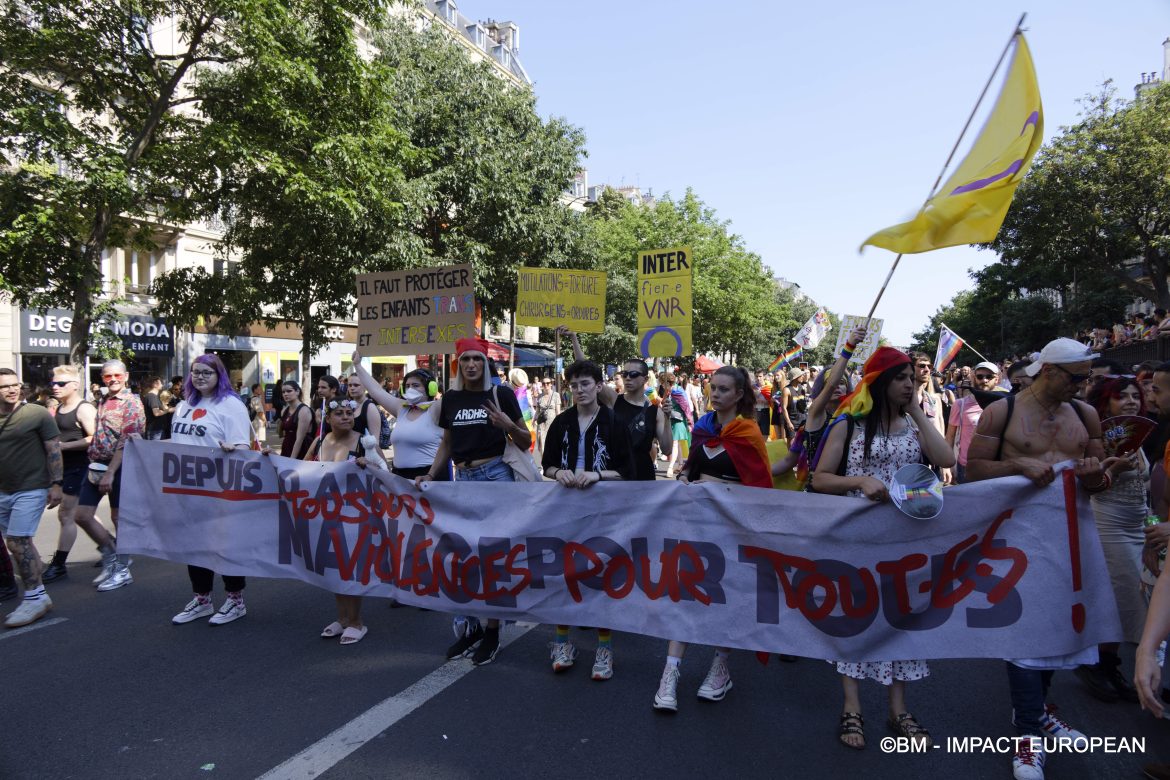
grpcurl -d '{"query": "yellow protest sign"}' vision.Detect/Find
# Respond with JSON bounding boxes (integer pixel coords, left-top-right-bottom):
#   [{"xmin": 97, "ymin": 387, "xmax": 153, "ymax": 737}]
[
  {"xmin": 356, "ymin": 264, "xmax": 475, "ymax": 356},
  {"xmin": 515, "ymin": 267, "xmax": 607, "ymax": 333},
  {"xmin": 637, "ymin": 246, "xmax": 693, "ymax": 358}
]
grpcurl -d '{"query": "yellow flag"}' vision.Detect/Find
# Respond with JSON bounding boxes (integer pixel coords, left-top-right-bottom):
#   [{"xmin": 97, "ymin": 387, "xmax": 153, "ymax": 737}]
[{"xmin": 861, "ymin": 34, "xmax": 1043, "ymax": 254}]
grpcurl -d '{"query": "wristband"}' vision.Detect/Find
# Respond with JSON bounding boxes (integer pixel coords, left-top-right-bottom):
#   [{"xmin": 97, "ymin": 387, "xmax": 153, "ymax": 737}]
[
  {"xmin": 839, "ymin": 345, "xmax": 855, "ymax": 360},
  {"xmin": 50, "ymin": 479, "xmax": 63, "ymax": 487}
]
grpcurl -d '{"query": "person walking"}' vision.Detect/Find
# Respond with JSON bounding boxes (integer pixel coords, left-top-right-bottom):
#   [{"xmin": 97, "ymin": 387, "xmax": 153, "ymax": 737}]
[
  {"xmin": 810, "ymin": 347, "xmax": 954, "ymax": 751},
  {"xmin": 41, "ymin": 365, "xmax": 95, "ymax": 583},
  {"xmin": 652, "ymin": 366, "xmax": 770, "ymax": 712},
  {"xmin": 0, "ymin": 367, "xmax": 63, "ymax": 628},
  {"xmin": 168, "ymin": 355, "xmax": 255, "ymax": 627},
  {"xmin": 350, "ymin": 353, "xmax": 445, "ymax": 481}
]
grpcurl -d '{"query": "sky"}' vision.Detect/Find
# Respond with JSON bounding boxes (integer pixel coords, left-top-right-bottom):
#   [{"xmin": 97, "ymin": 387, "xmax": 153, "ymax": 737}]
[{"xmin": 474, "ymin": 0, "xmax": 1170, "ymax": 348}]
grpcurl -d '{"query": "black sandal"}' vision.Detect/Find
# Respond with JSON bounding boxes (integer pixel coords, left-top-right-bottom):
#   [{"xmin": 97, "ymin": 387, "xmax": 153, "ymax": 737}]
[
  {"xmin": 839, "ymin": 712, "xmax": 865, "ymax": 750},
  {"xmin": 888, "ymin": 711, "xmax": 932, "ymax": 749}
]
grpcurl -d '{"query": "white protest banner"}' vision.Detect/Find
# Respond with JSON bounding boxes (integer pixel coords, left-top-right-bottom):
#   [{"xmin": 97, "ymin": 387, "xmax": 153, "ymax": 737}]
[
  {"xmin": 833, "ymin": 314, "xmax": 884, "ymax": 365},
  {"xmin": 794, "ymin": 308, "xmax": 832, "ymax": 349},
  {"xmin": 356, "ymin": 264, "xmax": 475, "ymax": 356},
  {"xmin": 119, "ymin": 440, "xmax": 1120, "ymax": 661}
]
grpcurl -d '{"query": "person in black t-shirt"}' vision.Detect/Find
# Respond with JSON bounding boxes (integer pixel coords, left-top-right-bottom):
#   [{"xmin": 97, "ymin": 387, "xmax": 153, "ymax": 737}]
[
  {"xmin": 141, "ymin": 376, "xmax": 170, "ymax": 441},
  {"xmin": 417, "ymin": 337, "xmax": 531, "ymax": 668},
  {"xmin": 561, "ymin": 328, "xmax": 671, "ymax": 481}
]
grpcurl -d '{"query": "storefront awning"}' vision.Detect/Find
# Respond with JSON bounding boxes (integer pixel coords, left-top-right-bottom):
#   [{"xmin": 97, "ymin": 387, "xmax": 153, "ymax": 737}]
[{"xmin": 512, "ymin": 346, "xmax": 557, "ymax": 367}]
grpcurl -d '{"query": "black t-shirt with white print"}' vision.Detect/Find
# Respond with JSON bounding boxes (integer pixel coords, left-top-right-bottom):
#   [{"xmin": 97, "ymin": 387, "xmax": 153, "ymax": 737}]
[{"xmin": 439, "ymin": 387, "xmax": 524, "ymax": 464}]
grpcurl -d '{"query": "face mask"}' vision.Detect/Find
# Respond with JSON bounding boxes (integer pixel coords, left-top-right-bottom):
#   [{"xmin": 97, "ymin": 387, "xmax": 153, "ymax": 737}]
[{"xmin": 403, "ymin": 387, "xmax": 426, "ymax": 405}]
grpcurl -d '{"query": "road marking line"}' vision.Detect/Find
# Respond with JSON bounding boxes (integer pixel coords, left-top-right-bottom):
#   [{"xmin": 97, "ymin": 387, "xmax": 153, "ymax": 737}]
[
  {"xmin": 0, "ymin": 616, "xmax": 68, "ymax": 640},
  {"xmin": 256, "ymin": 623, "xmax": 537, "ymax": 780}
]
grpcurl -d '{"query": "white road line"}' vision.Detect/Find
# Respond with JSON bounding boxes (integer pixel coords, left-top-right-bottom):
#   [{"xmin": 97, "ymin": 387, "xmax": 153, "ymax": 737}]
[
  {"xmin": 0, "ymin": 616, "xmax": 68, "ymax": 640},
  {"xmin": 256, "ymin": 623, "xmax": 537, "ymax": 780}
]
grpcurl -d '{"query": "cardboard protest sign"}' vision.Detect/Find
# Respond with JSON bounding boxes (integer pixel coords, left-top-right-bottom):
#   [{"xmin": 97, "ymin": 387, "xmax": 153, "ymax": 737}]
[
  {"xmin": 833, "ymin": 315, "xmax": 884, "ymax": 365},
  {"xmin": 637, "ymin": 246, "xmax": 693, "ymax": 358},
  {"xmin": 356, "ymin": 264, "xmax": 474, "ymax": 356},
  {"xmin": 121, "ymin": 440, "xmax": 1120, "ymax": 661},
  {"xmin": 515, "ymin": 267, "xmax": 607, "ymax": 333}
]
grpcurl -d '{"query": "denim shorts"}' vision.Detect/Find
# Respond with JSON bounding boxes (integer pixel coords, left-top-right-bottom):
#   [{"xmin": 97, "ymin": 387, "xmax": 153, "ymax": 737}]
[
  {"xmin": 0, "ymin": 489, "xmax": 48, "ymax": 537},
  {"xmin": 78, "ymin": 466, "xmax": 122, "ymax": 509},
  {"xmin": 455, "ymin": 456, "xmax": 515, "ymax": 482},
  {"xmin": 61, "ymin": 464, "xmax": 87, "ymax": 497}
]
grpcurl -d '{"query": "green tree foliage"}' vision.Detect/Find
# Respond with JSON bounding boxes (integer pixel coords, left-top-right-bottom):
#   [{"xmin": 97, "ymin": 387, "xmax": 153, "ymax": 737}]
[
  {"xmin": 987, "ymin": 81, "xmax": 1169, "ymax": 319},
  {"xmin": 0, "ymin": 0, "xmax": 387, "ymax": 367},
  {"xmin": 374, "ymin": 22, "xmax": 588, "ymax": 323},
  {"xmin": 581, "ymin": 187, "xmax": 833, "ymax": 369},
  {"xmin": 151, "ymin": 2, "xmax": 409, "ymax": 385}
]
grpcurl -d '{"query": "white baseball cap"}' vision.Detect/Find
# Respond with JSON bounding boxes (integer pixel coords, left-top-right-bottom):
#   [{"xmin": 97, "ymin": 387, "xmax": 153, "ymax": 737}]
[
  {"xmin": 1024, "ymin": 338, "xmax": 1099, "ymax": 377},
  {"xmin": 974, "ymin": 361, "xmax": 1000, "ymax": 375}
]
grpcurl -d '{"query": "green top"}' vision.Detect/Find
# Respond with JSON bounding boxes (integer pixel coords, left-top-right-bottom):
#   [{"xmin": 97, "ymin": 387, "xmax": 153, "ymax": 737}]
[{"xmin": 0, "ymin": 403, "xmax": 60, "ymax": 493}]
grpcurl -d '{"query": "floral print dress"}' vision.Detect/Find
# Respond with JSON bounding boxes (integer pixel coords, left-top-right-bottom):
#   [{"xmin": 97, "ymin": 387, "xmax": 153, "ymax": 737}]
[{"xmin": 836, "ymin": 414, "xmax": 930, "ymax": 684}]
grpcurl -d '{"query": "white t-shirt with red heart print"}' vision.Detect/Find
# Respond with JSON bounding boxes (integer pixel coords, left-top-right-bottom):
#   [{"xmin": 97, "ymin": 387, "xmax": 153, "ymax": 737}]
[{"xmin": 170, "ymin": 395, "xmax": 253, "ymax": 448}]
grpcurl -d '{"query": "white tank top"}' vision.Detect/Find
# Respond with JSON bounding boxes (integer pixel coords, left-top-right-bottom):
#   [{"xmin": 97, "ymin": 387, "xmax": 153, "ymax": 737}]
[{"xmin": 390, "ymin": 407, "xmax": 443, "ymax": 468}]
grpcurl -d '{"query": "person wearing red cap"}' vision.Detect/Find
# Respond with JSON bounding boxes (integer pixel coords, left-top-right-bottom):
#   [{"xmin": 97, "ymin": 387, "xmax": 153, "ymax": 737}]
[
  {"xmin": 810, "ymin": 346, "xmax": 954, "ymax": 752},
  {"xmin": 416, "ymin": 336, "xmax": 531, "ymax": 666}
]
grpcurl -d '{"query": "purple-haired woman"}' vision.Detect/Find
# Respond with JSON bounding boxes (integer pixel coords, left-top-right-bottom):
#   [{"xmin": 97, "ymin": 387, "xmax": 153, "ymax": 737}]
[{"xmin": 168, "ymin": 354, "xmax": 254, "ymax": 627}]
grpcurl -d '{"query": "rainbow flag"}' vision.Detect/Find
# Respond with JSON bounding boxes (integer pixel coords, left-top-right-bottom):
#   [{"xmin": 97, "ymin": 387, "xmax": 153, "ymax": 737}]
[
  {"xmin": 767, "ymin": 345, "xmax": 803, "ymax": 373},
  {"xmin": 934, "ymin": 324, "xmax": 964, "ymax": 371}
]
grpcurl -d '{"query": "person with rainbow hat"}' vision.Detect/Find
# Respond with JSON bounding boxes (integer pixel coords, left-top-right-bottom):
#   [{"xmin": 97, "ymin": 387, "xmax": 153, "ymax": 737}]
[
  {"xmin": 416, "ymin": 336, "xmax": 531, "ymax": 666},
  {"xmin": 809, "ymin": 346, "xmax": 954, "ymax": 751}
]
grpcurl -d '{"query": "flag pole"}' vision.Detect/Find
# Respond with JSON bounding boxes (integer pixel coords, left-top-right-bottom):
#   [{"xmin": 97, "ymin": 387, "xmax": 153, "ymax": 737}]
[{"xmin": 864, "ymin": 13, "xmax": 1028, "ymax": 323}]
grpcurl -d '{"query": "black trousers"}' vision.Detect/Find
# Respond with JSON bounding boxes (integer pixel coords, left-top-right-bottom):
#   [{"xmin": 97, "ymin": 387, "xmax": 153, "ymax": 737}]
[{"xmin": 188, "ymin": 565, "xmax": 245, "ymax": 594}]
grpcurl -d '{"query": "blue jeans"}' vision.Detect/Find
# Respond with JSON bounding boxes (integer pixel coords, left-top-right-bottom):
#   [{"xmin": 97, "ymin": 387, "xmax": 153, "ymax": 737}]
[
  {"xmin": 454, "ymin": 456, "xmax": 514, "ymax": 482},
  {"xmin": 1006, "ymin": 661, "xmax": 1054, "ymax": 736}
]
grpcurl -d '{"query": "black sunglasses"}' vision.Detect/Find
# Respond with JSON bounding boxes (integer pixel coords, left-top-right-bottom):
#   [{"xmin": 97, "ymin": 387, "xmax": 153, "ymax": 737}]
[
  {"xmin": 50, "ymin": 380, "xmax": 73, "ymax": 387},
  {"xmin": 618, "ymin": 370, "xmax": 645, "ymax": 379},
  {"xmin": 1054, "ymin": 365, "xmax": 1092, "ymax": 384}
]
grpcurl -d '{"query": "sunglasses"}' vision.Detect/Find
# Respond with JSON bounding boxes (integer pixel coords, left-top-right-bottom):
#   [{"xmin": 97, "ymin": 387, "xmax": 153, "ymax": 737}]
[
  {"xmin": 618, "ymin": 370, "xmax": 645, "ymax": 379},
  {"xmin": 50, "ymin": 380, "xmax": 74, "ymax": 387},
  {"xmin": 1054, "ymin": 365, "xmax": 1092, "ymax": 384},
  {"xmin": 102, "ymin": 373, "xmax": 124, "ymax": 380},
  {"xmin": 974, "ymin": 373, "xmax": 996, "ymax": 381}
]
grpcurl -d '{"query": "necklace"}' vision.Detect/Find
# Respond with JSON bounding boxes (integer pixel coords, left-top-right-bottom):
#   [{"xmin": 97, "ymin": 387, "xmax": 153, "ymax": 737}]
[{"xmin": 1029, "ymin": 387, "xmax": 1060, "ymax": 421}]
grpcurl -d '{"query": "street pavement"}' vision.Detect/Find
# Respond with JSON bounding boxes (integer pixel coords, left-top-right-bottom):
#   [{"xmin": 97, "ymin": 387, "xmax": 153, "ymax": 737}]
[{"xmin": 3, "ymin": 429, "xmax": 1168, "ymax": 779}]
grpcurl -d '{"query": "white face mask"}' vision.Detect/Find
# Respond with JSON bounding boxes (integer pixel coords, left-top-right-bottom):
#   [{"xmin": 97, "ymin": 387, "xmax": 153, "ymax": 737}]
[{"xmin": 403, "ymin": 387, "xmax": 426, "ymax": 405}]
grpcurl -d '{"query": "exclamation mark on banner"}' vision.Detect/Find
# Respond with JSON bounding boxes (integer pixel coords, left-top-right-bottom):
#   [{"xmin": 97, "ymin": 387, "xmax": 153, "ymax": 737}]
[{"xmin": 1062, "ymin": 469, "xmax": 1085, "ymax": 633}]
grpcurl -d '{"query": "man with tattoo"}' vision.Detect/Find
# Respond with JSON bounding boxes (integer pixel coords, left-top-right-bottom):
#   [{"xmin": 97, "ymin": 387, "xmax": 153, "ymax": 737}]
[
  {"xmin": 965, "ymin": 338, "xmax": 1113, "ymax": 780},
  {"xmin": 42, "ymin": 365, "xmax": 96, "ymax": 582},
  {"xmin": 0, "ymin": 367, "xmax": 63, "ymax": 627}
]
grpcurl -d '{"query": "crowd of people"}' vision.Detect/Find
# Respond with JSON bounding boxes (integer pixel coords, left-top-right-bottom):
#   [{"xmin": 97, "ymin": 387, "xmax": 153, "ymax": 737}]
[
  {"xmin": 3, "ymin": 331, "xmax": 1170, "ymax": 780},
  {"xmin": 1077, "ymin": 309, "xmax": 1170, "ymax": 351}
]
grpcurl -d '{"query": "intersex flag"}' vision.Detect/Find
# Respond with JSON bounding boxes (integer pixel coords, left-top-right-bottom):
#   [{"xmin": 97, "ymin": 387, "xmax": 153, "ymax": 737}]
[
  {"xmin": 767, "ymin": 345, "xmax": 803, "ymax": 373},
  {"xmin": 794, "ymin": 309, "xmax": 832, "ymax": 348},
  {"xmin": 861, "ymin": 33, "xmax": 1043, "ymax": 254},
  {"xmin": 934, "ymin": 324, "xmax": 964, "ymax": 371}
]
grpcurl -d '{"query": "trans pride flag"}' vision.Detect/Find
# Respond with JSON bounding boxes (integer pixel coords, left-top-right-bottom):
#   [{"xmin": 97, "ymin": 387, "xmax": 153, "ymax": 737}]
[{"xmin": 767, "ymin": 345, "xmax": 803, "ymax": 373}]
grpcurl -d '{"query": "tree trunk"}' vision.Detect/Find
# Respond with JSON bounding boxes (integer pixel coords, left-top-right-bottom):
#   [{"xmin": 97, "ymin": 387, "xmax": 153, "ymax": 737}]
[{"xmin": 67, "ymin": 14, "xmax": 217, "ymax": 370}]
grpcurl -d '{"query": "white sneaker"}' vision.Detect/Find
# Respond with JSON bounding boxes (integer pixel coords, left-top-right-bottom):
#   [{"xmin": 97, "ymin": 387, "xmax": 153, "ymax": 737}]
[
  {"xmin": 208, "ymin": 596, "xmax": 246, "ymax": 626},
  {"xmin": 697, "ymin": 655, "xmax": 732, "ymax": 701},
  {"xmin": 653, "ymin": 664, "xmax": 680, "ymax": 711},
  {"xmin": 1039, "ymin": 704, "xmax": 1085, "ymax": 741},
  {"xmin": 550, "ymin": 641, "xmax": 577, "ymax": 672},
  {"xmin": 96, "ymin": 564, "xmax": 132, "ymax": 592},
  {"xmin": 1012, "ymin": 740, "xmax": 1046, "ymax": 780},
  {"xmin": 172, "ymin": 596, "xmax": 214, "ymax": 624},
  {"xmin": 4, "ymin": 594, "xmax": 52, "ymax": 628},
  {"xmin": 591, "ymin": 647, "xmax": 614, "ymax": 681}
]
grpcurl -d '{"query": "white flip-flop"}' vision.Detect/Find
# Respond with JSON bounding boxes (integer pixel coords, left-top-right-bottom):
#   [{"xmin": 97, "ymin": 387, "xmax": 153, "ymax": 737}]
[
  {"xmin": 320, "ymin": 621, "xmax": 344, "ymax": 638},
  {"xmin": 340, "ymin": 625, "xmax": 368, "ymax": 645}
]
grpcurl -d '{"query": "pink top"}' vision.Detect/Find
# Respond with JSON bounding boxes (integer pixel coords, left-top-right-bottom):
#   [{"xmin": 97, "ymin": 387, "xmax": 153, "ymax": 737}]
[{"xmin": 947, "ymin": 395, "xmax": 982, "ymax": 467}]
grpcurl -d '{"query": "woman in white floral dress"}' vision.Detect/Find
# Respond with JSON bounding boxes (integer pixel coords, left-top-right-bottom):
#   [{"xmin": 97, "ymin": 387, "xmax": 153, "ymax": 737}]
[{"xmin": 811, "ymin": 347, "xmax": 955, "ymax": 750}]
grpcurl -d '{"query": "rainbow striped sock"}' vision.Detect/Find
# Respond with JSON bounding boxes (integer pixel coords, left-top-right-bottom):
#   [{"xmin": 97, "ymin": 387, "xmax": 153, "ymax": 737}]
[
  {"xmin": 555, "ymin": 625, "xmax": 570, "ymax": 643},
  {"xmin": 597, "ymin": 629, "xmax": 612, "ymax": 648}
]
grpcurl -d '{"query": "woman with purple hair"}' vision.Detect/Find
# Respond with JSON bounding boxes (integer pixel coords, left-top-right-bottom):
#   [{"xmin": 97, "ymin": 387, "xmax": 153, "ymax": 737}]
[{"xmin": 169, "ymin": 354, "xmax": 254, "ymax": 627}]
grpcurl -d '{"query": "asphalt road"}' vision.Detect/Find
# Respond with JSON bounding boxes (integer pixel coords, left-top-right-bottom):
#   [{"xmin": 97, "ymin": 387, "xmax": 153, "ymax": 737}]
[{"xmin": 2, "ymin": 429, "xmax": 1168, "ymax": 780}]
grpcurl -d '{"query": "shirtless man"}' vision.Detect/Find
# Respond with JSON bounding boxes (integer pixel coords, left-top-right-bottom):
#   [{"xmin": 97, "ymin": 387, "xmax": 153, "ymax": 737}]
[{"xmin": 966, "ymin": 338, "xmax": 1113, "ymax": 780}]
